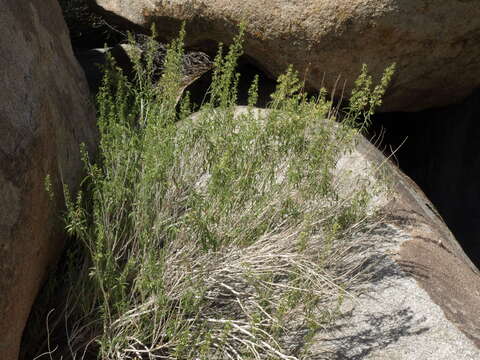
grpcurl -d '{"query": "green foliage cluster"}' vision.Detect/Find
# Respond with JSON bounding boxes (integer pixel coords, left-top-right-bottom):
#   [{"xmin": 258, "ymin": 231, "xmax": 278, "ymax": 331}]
[{"xmin": 33, "ymin": 25, "xmax": 394, "ymax": 359}]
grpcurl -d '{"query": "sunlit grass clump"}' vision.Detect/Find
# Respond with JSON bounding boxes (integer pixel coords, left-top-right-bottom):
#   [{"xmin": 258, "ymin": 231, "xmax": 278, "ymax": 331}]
[{"xmin": 35, "ymin": 25, "xmax": 394, "ymax": 359}]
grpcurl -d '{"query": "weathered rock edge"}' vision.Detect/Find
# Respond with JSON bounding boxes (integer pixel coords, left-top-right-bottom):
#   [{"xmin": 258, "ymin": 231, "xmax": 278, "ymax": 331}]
[
  {"xmin": 335, "ymin": 132, "xmax": 480, "ymax": 357},
  {"xmin": 0, "ymin": 1, "xmax": 97, "ymax": 359},
  {"xmin": 364, "ymin": 139, "xmax": 480, "ymax": 348}
]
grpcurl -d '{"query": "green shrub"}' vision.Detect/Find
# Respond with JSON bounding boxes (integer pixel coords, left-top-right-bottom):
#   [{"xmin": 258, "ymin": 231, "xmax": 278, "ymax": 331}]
[{"xmin": 33, "ymin": 25, "xmax": 394, "ymax": 359}]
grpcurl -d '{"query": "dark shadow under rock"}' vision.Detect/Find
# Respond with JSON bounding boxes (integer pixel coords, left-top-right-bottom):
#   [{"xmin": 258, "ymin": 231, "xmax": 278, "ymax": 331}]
[{"xmin": 370, "ymin": 88, "xmax": 480, "ymax": 268}]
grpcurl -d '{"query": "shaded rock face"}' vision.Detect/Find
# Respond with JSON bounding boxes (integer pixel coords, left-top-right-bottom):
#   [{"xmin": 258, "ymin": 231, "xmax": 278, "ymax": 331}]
[
  {"xmin": 0, "ymin": 1, "xmax": 97, "ymax": 359},
  {"xmin": 92, "ymin": 0, "xmax": 480, "ymax": 112},
  {"xmin": 370, "ymin": 88, "xmax": 480, "ymax": 268},
  {"xmin": 76, "ymin": 38, "xmax": 213, "ymax": 95}
]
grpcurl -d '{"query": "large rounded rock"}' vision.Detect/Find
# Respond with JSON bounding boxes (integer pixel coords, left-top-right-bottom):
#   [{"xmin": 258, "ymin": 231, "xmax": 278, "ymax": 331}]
[
  {"xmin": 0, "ymin": 1, "xmax": 97, "ymax": 359},
  {"xmin": 93, "ymin": 0, "xmax": 480, "ymax": 111},
  {"xmin": 185, "ymin": 106, "xmax": 480, "ymax": 357}
]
